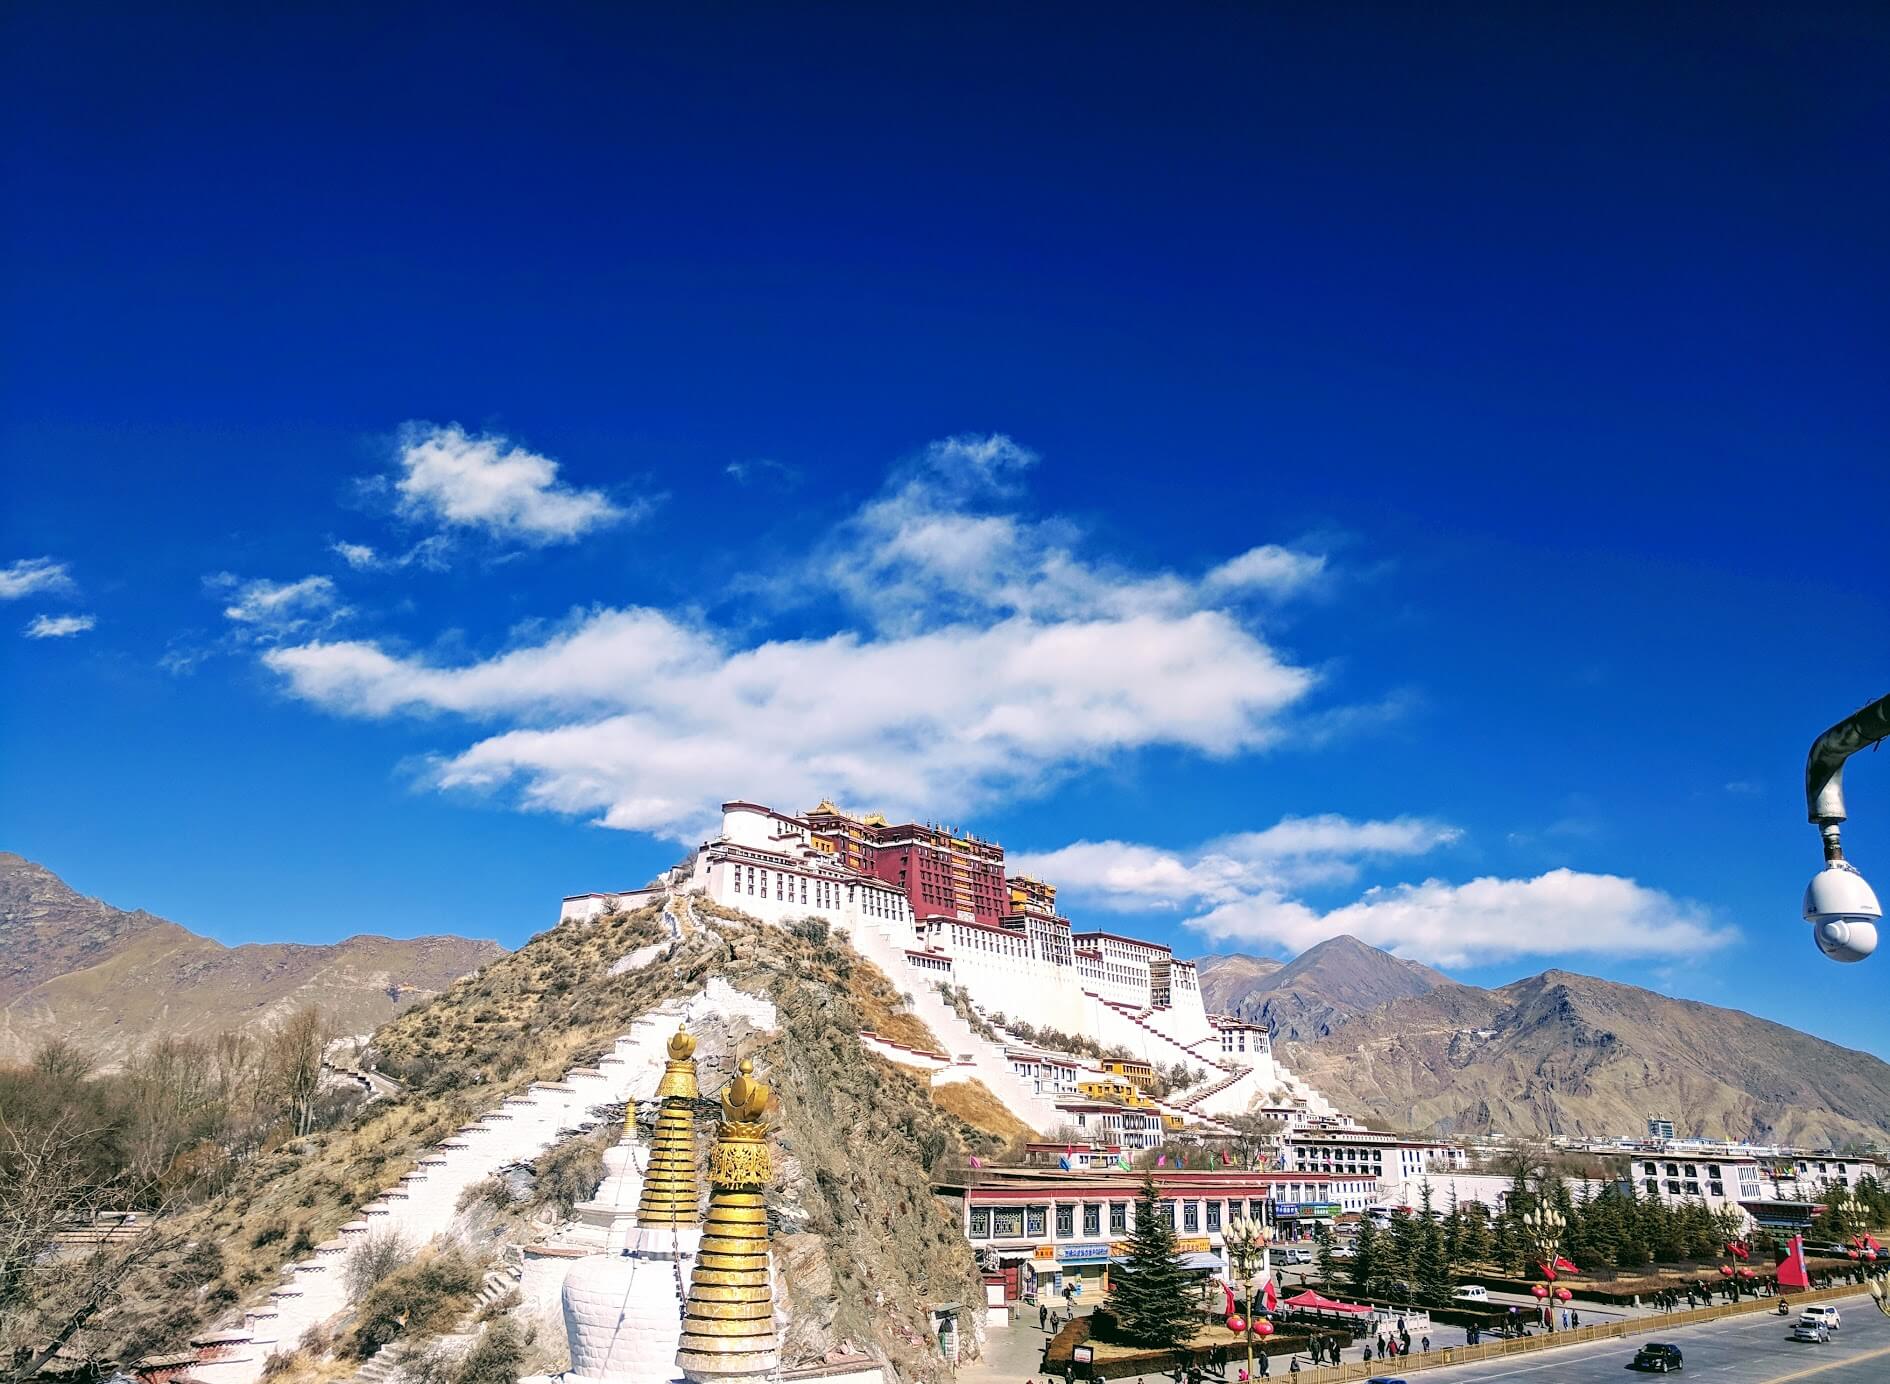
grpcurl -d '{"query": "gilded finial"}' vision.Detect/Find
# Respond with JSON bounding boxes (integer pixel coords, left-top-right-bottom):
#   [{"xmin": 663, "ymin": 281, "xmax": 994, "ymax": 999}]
[
  {"xmin": 722, "ymin": 1057, "xmax": 770, "ymax": 1123},
  {"xmin": 638, "ymin": 1020, "xmax": 702, "ymax": 1227},
  {"xmin": 668, "ymin": 1024, "xmax": 696, "ymax": 1061}
]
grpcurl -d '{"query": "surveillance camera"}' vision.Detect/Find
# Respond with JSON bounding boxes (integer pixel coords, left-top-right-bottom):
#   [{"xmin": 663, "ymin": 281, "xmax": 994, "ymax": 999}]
[
  {"xmin": 1814, "ymin": 918, "xmax": 1878, "ymax": 963},
  {"xmin": 1805, "ymin": 860, "xmax": 1882, "ymax": 963}
]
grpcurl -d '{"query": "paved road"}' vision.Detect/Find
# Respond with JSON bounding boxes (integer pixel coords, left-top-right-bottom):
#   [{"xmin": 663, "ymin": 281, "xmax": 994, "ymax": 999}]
[{"xmin": 1408, "ymin": 1292, "xmax": 1889, "ymax": 1383}]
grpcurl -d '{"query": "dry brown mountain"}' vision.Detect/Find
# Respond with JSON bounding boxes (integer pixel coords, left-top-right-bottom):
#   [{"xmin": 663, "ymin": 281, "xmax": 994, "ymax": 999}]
[
  {"xmin": 0, "ymin": 852, "xmax": 503, "ymax": 1067},
  {"xmin": 1281, "ymin": 956, "xmax": 1890, "ymax": 1148},
  {"xmin": 1195, "ymin": 934, "xmax": 1448, "ymax": 1040}
]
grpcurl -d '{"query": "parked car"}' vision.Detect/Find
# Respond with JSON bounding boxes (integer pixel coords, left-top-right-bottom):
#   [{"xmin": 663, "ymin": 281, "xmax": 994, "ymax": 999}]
[
  {"xmin": 1631, "ymin": 1343, "xmax": 1684, "ymax": 1373},
  {"xmin": 1800, "ymin": 1305, "xmax": 1842, "ymax": 1330},
  {"xmin": 1451, "ymin": 1285, "xmax": 1490, "ymax": 1302},
  {"xmin": 1789, "ymin": 1321, "xmax": 1829, "ymax": 1344},
  {"xmin": 1332, "ymin": 1246, "xmax": 1356, "ymax": 1259}
]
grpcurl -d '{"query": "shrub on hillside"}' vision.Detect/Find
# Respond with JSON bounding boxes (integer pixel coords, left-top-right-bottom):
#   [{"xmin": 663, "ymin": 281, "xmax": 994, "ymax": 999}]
[
  {"xmin": 348, "ymin": 1245, "xmax": 482, "ymax": 1358},
  {"xmin": 457, "ymin": 1176, "xmax": 514, "ymax": 1212},
  {"xmin": 534, "ymin": 1133, "xmax": 607, "ymax": 1215},
  {"xmin": 455, "ymin": 1319, "xmax": 526, "ymax": 1384},
  {"xmin": 343, "ymin": 1229, "xmax": 411, "ymax": 1302}
]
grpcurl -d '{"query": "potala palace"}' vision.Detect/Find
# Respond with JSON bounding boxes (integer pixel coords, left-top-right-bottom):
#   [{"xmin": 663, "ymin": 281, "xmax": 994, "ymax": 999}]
[{"xmin": 563, "ymin": 799, "xmax": 1343, "ymax": 1141}]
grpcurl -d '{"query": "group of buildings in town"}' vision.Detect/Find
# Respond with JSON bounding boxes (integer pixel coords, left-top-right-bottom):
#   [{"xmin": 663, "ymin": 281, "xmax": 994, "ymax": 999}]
[{"xmin": 563, "ymin": 797, "xmax": 1890, "ymax": 1321}]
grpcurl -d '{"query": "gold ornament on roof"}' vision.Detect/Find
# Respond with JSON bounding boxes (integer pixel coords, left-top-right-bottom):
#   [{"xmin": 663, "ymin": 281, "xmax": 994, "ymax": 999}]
[{"xmin": 637, "ymin": 1022, "xmax": 702, "ymax": 1228}]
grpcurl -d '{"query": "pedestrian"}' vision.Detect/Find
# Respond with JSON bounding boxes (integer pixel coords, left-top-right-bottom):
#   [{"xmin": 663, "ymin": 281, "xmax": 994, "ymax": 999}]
[
  {"xmin": 1259, "ymin": 1350, "xmax": 1270, "ymax": 1378},
  {"xmin": 1288, "ymin": 1361, "xmax": 1299, "ymax": 1377},
  {"xmin": 1361, "ymin": 1344, "xmax": 1371, "ymax": 1364},
  {"xmin": 1040, "ymin": 1303, "xmax": 1048, "ymax": 1330},
  {"xmin": 1422, "ymin": 1335, "xmax": 1431, "ymax": 1353},
  {"xmin": 1571, "ymin": 1310, "xmax": 1580, "ymax": 1328}
]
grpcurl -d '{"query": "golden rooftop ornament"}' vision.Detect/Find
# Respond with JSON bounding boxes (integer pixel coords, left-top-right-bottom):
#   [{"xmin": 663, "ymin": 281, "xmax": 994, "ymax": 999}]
[
  {"xmin": 636, "ymin": 1024, "xmax": 702, "ymax": 1229},
  {"xmin": 676, "ymin": 1056, "xmax": 779, "ymax": 1380}
]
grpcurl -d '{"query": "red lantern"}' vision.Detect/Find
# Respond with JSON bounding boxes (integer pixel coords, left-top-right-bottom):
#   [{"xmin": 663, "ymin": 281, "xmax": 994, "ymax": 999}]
[
  {"xmin": 1555, "ymin": 1287, "xmax": 1573, "ymax": 1302},
  {"xmin": 1849, "ymin": 1250, "xmax": 1861, "ymax": 1261},
  {"xmin": 1226, "ymin": 1314, "xmax": 1246, "ymax": 1334},
  {"xmin": 1254, "ymin": 1320, "xmax": 1275, "ymax": 1338},
  {"xmin": 1719, "ymin": 1265, "xmax": 1733, "ymax": 1276},
  {"xmin": 1738, "ymin": 1268, "xmax": 1754, "ymax": 1279},
  {"xmin": 1531, "ymin": 1284, "xmax": 1549, "ymax": 1299}
]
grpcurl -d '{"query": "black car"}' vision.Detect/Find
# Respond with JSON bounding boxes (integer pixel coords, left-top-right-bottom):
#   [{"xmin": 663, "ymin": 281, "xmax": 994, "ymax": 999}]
[{"xmin": 1631, "ymin": 1343, "xmax": 1684, "ymax": 1373}]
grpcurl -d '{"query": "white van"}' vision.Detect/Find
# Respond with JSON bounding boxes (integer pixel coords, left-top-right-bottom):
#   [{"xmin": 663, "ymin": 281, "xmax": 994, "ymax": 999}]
[
  {"xmin": 1451, "ymin": 1285, "xmax": 1490, "ymax": 1302},
  {"xmin": 1800, "ymin": 1305, "xmax": 1842, "ymax": 1330}
]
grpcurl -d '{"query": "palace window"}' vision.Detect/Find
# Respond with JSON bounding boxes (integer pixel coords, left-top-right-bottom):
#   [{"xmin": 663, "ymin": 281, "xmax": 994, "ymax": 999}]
[
  {"xmin": 1183, "ymin": 1201, "xmax": 1199, "ymax": 1232},
  {"xmin": 1084, "ymin": 1203, "xmax": 1101, "ymax": 1237},
  {"xmin": 1161, "ymin": 1200, "xmax": 1177, "ymax": 1227},
  {"xmin": 993, "ymin": 1208, "xmax": 1024, "ymax": 1238},
  {"xmin": 1206, "ymin": 1200, "xmax": 1222, "ymax": 1231},
  {"xmin": 1110, "ymin": 1202, "xmax": 1128, "ymax": 1234},
  {"xmin": 800, "ymin": 879, "xmax": 808, "ymax": 904},
  {"xmin": 1056, "ymin": 1205, "xmax": 1074, "ymax": 1238},
  {"xmin": 1026, "ymin": 1206, "xmax": 1048, "ymax": 1238},
  {"xmin": 970, "ymin": 1207, "xmax": 991, "ymax": 1239},
  {"xmin": 1249, "ymin": 1200, "xmax": 1267, "ymax": 1220}
]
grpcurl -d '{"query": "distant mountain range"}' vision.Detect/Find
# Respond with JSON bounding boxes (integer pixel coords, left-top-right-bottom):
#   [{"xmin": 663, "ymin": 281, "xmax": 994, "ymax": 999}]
[
  {"xmin": 0, "ymin": 853, "xmax": 503, "ymax": 1068},
  {"xmin": 1196, "ymin": 935, "xmax": 1890, "ymax": 1148}
]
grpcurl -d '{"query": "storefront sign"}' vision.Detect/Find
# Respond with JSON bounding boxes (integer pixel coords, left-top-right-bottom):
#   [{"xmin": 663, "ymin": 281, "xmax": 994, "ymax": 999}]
[
  {"xmin": 1033, "ymin": 1244, "xmax": 1057, "ymax": 1261},
  {"xmin": 1176, "ymin": 1237, "xmax": 1212, "ymax": 1253},
  {"xmin": 1059, "ymin": 1243, "xmax": 1111, "ymax": 1262},
  {"xmin": 1273, "ymin": 1201, "xmax": 1342, "ymax": 1218}
]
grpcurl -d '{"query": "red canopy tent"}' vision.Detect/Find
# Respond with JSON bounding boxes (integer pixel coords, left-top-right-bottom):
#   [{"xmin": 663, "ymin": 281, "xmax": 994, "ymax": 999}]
[{"xmin": 1282, "ymin": 1290, "xmax": 1374, "ymax": 1316}]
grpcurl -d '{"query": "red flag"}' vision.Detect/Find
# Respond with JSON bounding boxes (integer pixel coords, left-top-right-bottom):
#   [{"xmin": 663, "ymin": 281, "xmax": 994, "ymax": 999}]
[
  {"xmin": 1264, "ymin": 1276, "xmax": 1279, "ymax": 1313},
  {"xmin": 1157, "ymin": 1153, "xmax": 1168, "ymax": 1167},
  {"xmin": 968, "ymin": 1155, "xmax": 982, "ymax": 1169},
  {"xmin": 1554, "ymin": 1255, "xmax": 1580, "ymax": 1273},
  {"xmin": 1776, "ymin": 1235, "xmax": 1811, "ymax": 1290},
  {"xmin": 1223, "ymin": 1283, "xmax": 1237, "ymax": 1317},
  {"xmin": 1221, "ymin": 1147, "xmax": 1233, "ymax": 1166},
  {"xmin": 1538, "ymin": 1263, "xmax": 1557, "ymax": 1282}
]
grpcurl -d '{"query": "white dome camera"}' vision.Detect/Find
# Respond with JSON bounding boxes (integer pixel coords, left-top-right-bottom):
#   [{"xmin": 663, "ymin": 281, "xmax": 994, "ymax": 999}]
[{"xmin": 1804, "ymin": 860, "xmax": 1882, "ymax": 963}]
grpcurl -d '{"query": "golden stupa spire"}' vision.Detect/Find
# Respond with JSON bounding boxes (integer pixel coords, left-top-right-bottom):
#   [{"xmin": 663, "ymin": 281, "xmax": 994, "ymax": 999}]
[
  {"xmin": 636, "ymin": 1024, "xmax": 702, "ymax": 1228},
  {"xmin": 675, "ymin": 1057, "xmax": 779, "ymax": 1380}
]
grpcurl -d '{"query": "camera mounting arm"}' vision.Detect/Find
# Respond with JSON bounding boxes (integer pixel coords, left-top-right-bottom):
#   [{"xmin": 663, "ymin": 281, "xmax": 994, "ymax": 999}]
[{"xmin": 1806, "ymin": 691, "xmax": 1890, "ymax": 860}]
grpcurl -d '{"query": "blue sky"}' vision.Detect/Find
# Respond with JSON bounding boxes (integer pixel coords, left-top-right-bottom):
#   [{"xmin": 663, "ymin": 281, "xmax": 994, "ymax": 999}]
[{"xmin": 4, "ymin": 5, "xmax": 1888, "ymax": 1055}]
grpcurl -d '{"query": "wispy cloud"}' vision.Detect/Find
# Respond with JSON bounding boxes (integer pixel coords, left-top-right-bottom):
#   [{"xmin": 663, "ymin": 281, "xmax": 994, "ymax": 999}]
[
  {"xmin": 329, "ymin": 536, "xmax": 450, "ymax": 572},
  {"xmin": 209, "ymin": 573, "xmax": 349, "ymax": 640},
  {"xmin": 0, "ymin": 557, "xmax": 76, "ymax": 600},
  {"xmin": 23, "ymin": 612, "xmax": 95, "ymax": 639},
  {"xmin": 263, "ymin": 432, "xmax": 1330, "ymax": 841},
  {"xmin": 384, "ymin": 424, "xmax": 642, "ymax": 546},
  {"xmin": 726, "ymin": 458, "xmax": 801, "ymax": 489}
]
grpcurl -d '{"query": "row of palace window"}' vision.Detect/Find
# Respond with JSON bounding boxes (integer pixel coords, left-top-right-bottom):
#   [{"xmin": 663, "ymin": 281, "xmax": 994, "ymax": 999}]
[
  {"xmin": 968, "ymin": 1197, "xmax": 1276, "ymax": 1241},
  {"xmin": 733, "ymin": 863, "xmax": 901, "ymax": 920},
  {"xmin": 1645, "ymin": 1178, "xmax": 1726, "ymax": 1198}
]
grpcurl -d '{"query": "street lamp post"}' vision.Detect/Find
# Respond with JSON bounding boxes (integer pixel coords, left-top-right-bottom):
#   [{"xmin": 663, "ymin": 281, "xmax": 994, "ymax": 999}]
[
  {"xmin": 1224, "ymin": 1210, "xmax": 1273, "ymax": 1381},
  {"xmin": 1520, "ymin": 1204, "xmax": 1565, "ymax": 1333}
]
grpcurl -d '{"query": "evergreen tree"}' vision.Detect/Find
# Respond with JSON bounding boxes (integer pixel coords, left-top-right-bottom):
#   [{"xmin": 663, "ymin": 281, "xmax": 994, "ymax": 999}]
[
  {"xmin": 1106, "ymin": 1176, "xmax": 1198, "ymax": 1348},
  {"xmin": 1313, "ymin": 1220, "xmax": 1337, "ymax": 1289},
  {"xmin": 1459, "ymin": 1202, "xmax": 1496, "ymax": 1268},
  {"xmin": 1384, "ymin": 1208, "xmax": 1419, "ymax": 1296},
  {"xmin": 1348, "ymin": 1218, "xmax": 1380, "ymax": 1298},
  {"xmin": 1415, "ymin": 1182, "xmax": 1453, "ymax": 1306},
  {"xmin": 1443, "ymin": 1192, "xmax": 1464, "ymax": 1267}
]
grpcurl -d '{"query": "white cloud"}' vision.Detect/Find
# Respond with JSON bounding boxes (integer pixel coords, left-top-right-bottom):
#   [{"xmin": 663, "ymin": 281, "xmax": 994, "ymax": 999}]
[
  {"xmin": 1188, "ymin": 869, "xmax": 1735, "ymax": 968},
  {"xmin": 262, "ymin": 432, "xmax": 1334, "ymax": 840},
  {"xmin": 0, "ymin": 557, "xmax": 75, "ymax": 600},
  {"xmin": 23, "ymin": 612, "xmax": 95, "ymax": 639},
  {"xmin": 726, "ymin": 458, "xmax": 800, "ymax": 488},
  {"xmin": 332, "ymin": 541, "xmax": 380, "ymax": 570},
  {"xmin": 1022, "ymin": 817, "xmax": 1727, "ymax": 965},
  {"xmin": 1204, "ymin": 544, "xmax": 1328, "ymax": 597},
  {"xmin": 211, "ymin": 573, "xmax": 348, "ymax": 639},
  {"xmin": 815, "ymin": 434, "xmax": 1326, "ymax": 633},
  {"xmin": 1013, "ymin": 814, "xmax": 1463, "ymax": 909},
  {"xmin": 391, "ymin": 424, "xmax": 633, "ymax": 544}
]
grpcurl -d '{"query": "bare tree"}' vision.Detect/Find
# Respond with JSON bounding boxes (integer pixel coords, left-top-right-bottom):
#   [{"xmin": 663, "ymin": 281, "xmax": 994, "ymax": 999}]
[
  {"xmin": 0, "ymin": 1114, "xmax": 178, "ymax": 1383},
  {"xmin": 265, "ymin": 1006, "xmax": 330, "ymax": 1138}
]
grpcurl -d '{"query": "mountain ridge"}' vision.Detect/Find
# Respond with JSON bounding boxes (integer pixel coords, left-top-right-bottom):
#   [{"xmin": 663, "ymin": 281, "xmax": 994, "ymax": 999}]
[
  {"xmin": 1194, "ymin": 933, "xmax": 1447, "ymax": 1039},
  {"xmin": 0, "ymin": 852, "xmax": 505, "ymax": 1067}
]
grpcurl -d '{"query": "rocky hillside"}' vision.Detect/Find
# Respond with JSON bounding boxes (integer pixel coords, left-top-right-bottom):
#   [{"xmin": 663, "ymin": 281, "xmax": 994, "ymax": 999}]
[
  {"xmin": 0, "ymin": 853, "xmax": 503, "ymax": 1065},
  {"xmin": 79, "ymin": 896, "xmax": 1000, "ymax": 1383},
  {"xmin": 1282, "ymin": 958, "xmax": 1890, "ymax": 1147},
  {"xmin": 1195, "ymin": 934, "xmax": 1447, "ymax": 1039}
]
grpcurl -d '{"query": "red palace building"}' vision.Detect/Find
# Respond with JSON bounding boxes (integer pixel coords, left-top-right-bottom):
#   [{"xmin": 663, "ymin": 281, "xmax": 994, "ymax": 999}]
[{"xmin": 802, "ymin": 800, "xmax": 1010, "ymax": 925}]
